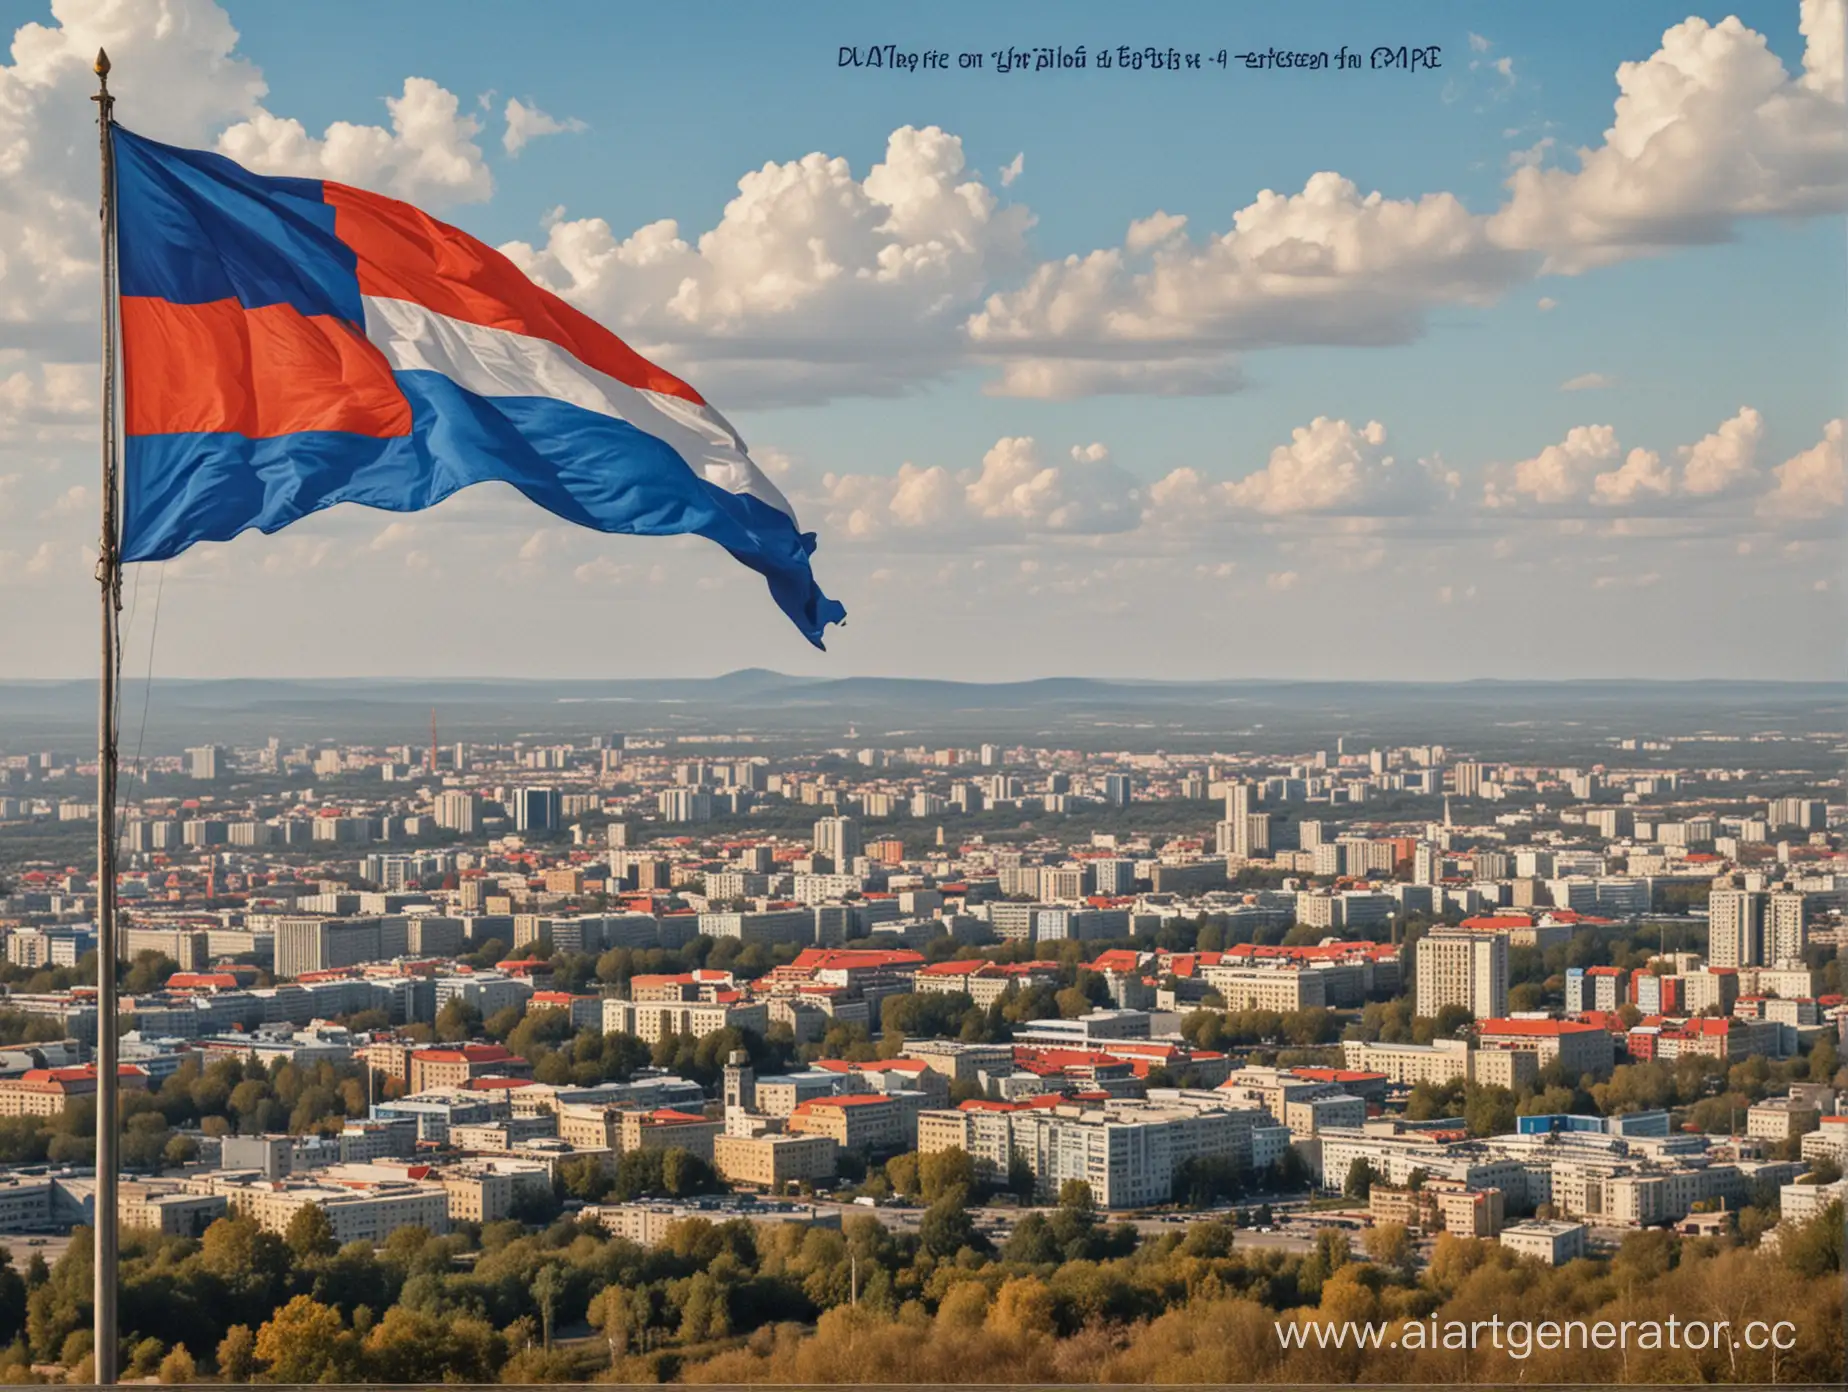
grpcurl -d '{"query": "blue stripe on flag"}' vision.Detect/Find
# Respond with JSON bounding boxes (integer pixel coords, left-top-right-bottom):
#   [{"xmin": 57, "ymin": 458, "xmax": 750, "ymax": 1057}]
[
  {"xmin": 123, "ymin": 371, "xmax": 846, "ymax": 647},
  {"xmin": 114, "ymin": 127, "xmax": 364, "ymax": 324}
]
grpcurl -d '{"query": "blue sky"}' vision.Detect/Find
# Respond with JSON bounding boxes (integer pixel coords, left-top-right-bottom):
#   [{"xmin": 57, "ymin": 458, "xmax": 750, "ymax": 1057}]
[{"xmin": 0, "ymin": 0, "xmax": 1841, "ymax": 680}]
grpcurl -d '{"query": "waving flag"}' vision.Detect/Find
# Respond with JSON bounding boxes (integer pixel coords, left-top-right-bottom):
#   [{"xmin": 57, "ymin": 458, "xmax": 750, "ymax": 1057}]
[{"xmin": 112, "ymin": 127, "xmax": 845, "ymax": 647}]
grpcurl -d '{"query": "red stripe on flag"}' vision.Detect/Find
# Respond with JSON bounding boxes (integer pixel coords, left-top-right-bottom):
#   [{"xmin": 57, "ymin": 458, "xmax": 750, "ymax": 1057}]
[
  {"xmin": 325, "ymin": 182, "xmax": 705, "ymax": 407},
  {"xmin": 122, "ymin": 296, "xmax": 412, "ymax": 439}
]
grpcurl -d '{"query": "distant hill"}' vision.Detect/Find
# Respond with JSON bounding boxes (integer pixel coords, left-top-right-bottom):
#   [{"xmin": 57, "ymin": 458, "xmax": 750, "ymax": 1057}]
[{"xmin": 0, "ymin": 673, "xmax": 1839, "ymax": 756}]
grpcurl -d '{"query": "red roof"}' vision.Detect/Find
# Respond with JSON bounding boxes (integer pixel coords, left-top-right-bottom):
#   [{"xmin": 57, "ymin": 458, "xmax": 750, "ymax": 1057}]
[
  {"xmin": 413, "ymin": 1044, "xmax": 513, "ymax": 1063},
  {"xmin": 917, "ymin": 960, "xmax": 988, "ymax": 977},
  {"xmin": 1479, "ymin": 1019, "xmax": 1603, "ymax": 1037},
  {"xmin": 796, "ymin": 1093, "xmax": 893, "ymax": 1110},
  {"xmin": 788, "ymin": 948, "xmax": 924, "ymax": 971}
]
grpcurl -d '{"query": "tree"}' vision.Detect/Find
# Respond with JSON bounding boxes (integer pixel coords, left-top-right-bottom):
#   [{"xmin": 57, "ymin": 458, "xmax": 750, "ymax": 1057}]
[
  {"xmin": 361, "ymin": 1307, "xmax": 504, "ymax": 1384},
  {"xmin": 919, "ymin": 1194, "xmax": 983, "ymax": 1258},
  {"xmin": 253, "ymin": 1295, "xmax": 359, "ymax": 1383},
  {"xmin": 285, "ymin": 1202, "xmax": 338, "ymax": 1259},
  {"xmin": 127, "ymin": 1336, "xmax": 165, "ymax": 1376},
  {"xmin": 215, "ymin": 1325, "xmax": 256, "ymax": 1383},
  {"xmin": 1058, "ymin": 1179, "xmax": 1095, "ymax": 1213},
  {"xmin": 433, "ymin": 999, "xmax": 481, "ymax": 1044},
  {"xmin": 1343, "ymin": 1157, "xmax": 1381, "ymax": 1199},
  {"xmin": 883, "ymin": 1152, "xmax": 921, "ymax": 1200},
  {"xmin": 531, "ymin": 1263, "xmax": 566, "ymax": 1351},
  {"xmin": 156, "ymin": 1344, "xmax": 196, "ymax": 1384},
  {"xmin": 918, "ymin": 1147, "xmax": 976, "ymax": 1204},
  {"xmin": 1362, "ymin": 1221, "xmax": 1415, "ymax": 1276}
]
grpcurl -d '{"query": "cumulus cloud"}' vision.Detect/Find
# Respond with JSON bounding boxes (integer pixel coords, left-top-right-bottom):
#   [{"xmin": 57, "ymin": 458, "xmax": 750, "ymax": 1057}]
[
  {"xmin": 218, "ymin": 76, "xmax": 492, "ymax": 205},
  {"xmin": 998, "ymin": 152, "xmax": 1024, "ymax": 187},
  {"xmin": 1591, "ymin": 448, "xmax": 1673, "ymax": 506},
  {"xmin": 1486, "ymin": 424, "xmax": 1624, "ymax": 507},
  {"xmin": 1678, "ymin": 406, "xmax": 1764, "ymax": 495},
  {"xmin": 502, "ymin": 97, "xmax": 586, "ymax": 155},
  {"xmin": 954, "ymin": 5, "xmax": 1842, "ymax": 398},
  {"xmin": 966, "ymin": 172, "xmax": 1533, "ymax": 396},
  {"xmin": 1125, "ymin": 210, "xmax": 1188, "ymax": 254},
  {"xmin": 1147, "ymin": 418, "xmax": 1455, "ymax": 525},
  {"xmin": 815, "ymin": 436, "xmax": 1141, "ymax": 541},
  {"xmin": 501, "ymin": 125, "xmax": 1032, "ymax": 404},
  {"xmin": 1757, "ymin": 418, "xmax": 1845, "ymax": 516},
  {"xmin": 0, "ymin": 361, "xmax": 91, "ymax": 436},
  {"xmin": 1489, "ymin": 0, "xmax": 1847, "ymax": 272},
  {"xmin": 1483, "ymin": 407, "xmax": 1800, "ymax": 518},
  {"xmin": 964, "ymin": 438, "xmax": 1142, "ymax": 533}
]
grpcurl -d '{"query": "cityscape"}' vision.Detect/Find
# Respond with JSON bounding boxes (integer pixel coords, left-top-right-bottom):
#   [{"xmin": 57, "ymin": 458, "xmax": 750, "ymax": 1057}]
[
  {"xmin": 0, "ymin": 679, "xmax": 1841, "ymax": 1382},
  {"xmin": 0, "ymin": 0, "xmax": 1842, "ymax": 1382}
]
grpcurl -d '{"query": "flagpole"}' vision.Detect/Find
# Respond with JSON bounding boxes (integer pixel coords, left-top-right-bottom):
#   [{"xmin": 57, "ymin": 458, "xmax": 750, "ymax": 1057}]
[{"xmin": 91, "ymin": 47, "xmax": 122, "ymax": 1389}]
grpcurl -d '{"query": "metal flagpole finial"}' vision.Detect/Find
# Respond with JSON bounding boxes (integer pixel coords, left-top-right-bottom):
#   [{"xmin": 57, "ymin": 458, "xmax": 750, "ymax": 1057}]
[{"xmin": 94, "ymin": 47, "xmax": 110, "ymax": 78}]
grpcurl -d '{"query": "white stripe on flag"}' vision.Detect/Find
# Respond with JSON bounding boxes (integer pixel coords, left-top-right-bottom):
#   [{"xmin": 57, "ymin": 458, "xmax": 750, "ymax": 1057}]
[{"xmin": 360, "ymin": 295, "xmax": 797, "ymax": 521}]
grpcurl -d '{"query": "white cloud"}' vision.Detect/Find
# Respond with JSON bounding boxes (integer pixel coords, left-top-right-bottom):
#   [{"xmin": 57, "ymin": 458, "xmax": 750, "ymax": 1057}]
[
  {"xmin": 1226, "ymin": 418, "xmax": 1406, "ymax": 515},
  {"xmin": 1758, "ymin": 418, "xmax": 1845, "ymax": 516},
  {"xmin": 966, "ymin": 172, "xmax": 1532, "ymax": 396},
  {"xmin": 502, "ymin": 97, "xmax": 586, "ymax": 156},
  {"xmin": 1591, "ymin": 448, "xmax": 1673, "ymax": 506},
  {"xmin": 1265, "ymin": 570, "xmax": 1300, "ymax": 591},
  {"xmin": 1489, "ymin": 0, "xmax": 1847, "ymax": 272},
  {"xmin": 963, "ymin": 438, "xmax": 1142, "ymax": 533},
  {"xmin": 1678, "ymin": 406, "xmax": 1764, "ymax": 495},
  {"xmin": 218, "ymin": 76, "xmax": 491, "ymax": 205},
  {"xmin": 815, "ymin": 435, "xmax": 1141, "ymax": 541},
  {"xmin": 998, "ymin": 152, "xmax": 1024, "ymax": 187},
  {"xmin": 0, "ymin": 362, "xmax": 91, "ymax": 436},
  {"xmin": 501, "ymin": 125, "xmax": 1032, "ymax": 404},
  {"xmin": 1482, "ymin": 406, "xmax": 1811, "ymax": 520},
  {"xmin": 1146, "ymin": 417, "xmax": 1454, "ymax": 522},
  {"xmin": 1560, "ymin": 371, "xmax": 1615, "ymax": 391},
  {"xmin": 1536, "ymin": 296, "xmax": 1558, "ymax": 311},
  {"xmin": 43, "ymin": 483, "xmax": 88, "ymax": 517},
  {"xmin": 368, "ymin": 521, "xmax": 417, "ymax": 551},
  {"xmin": 1487, "ymin": 424, "xmax": 1623, "ymax": 507},
  {"xmin": 1125, "ymin": 210, "xmax": 1188, "ymax": 254}
]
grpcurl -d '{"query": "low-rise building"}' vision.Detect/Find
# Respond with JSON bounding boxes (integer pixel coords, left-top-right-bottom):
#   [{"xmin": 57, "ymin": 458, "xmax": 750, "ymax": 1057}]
[
  {"xmin": 1500, "ymin": 1219, "xmax": 1587, "ymax": 1265},
  {"xmin": 712, "ymin": 1132, "xmax": 839, "ymax": 1189}
]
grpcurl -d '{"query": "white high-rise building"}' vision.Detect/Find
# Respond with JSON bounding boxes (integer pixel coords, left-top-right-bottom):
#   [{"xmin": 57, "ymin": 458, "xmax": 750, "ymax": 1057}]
[
  {"xmin": 1223, "ymin": 783, "xmax": 1268, "ymax": 859},
  {"xmin": 1414, "ymin": 928, "xmax": 1508, "ymax": 1021},
  {"xmin": 186, "ymin": 745, "xmax": 223, "ymax": 780},
  {"xmin": 433, "ymin": 791, "xmax": 478, "ymax": 834},
  {"xmin": 813, "ymin": 815, "xmax": 862, "ymax": 865},
  {"xmin": 1767, "ymin": 889, "xmax": 1809, "ymax": 965},
  {"xmin": 1708, "ymin": 886, "xmax": 1767, "ymax": 968}
]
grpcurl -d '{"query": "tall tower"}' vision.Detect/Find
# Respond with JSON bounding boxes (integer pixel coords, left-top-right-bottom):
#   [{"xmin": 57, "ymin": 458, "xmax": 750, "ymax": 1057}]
[
  {"xmin": 428, "ymin": 708, "xmax": 438, "ymax": 774},
  {"xmin": 722, "ymin": 1048, "xmax": 755, "ymax": 1114}
]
